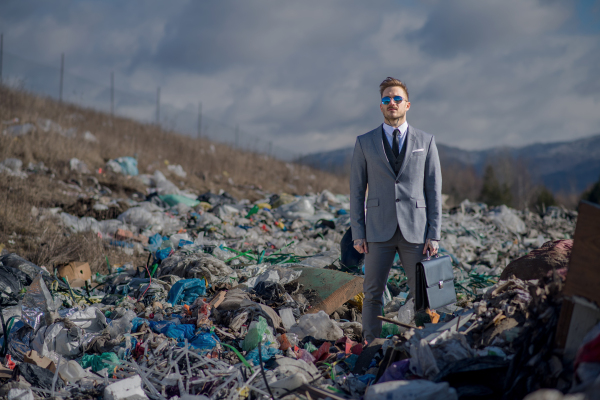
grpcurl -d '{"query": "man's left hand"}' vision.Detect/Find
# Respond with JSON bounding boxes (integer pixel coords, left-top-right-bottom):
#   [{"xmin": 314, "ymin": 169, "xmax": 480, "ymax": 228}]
[{"xmin": 423, "ymin": 239, "xmax": 439, "ymax": 256}]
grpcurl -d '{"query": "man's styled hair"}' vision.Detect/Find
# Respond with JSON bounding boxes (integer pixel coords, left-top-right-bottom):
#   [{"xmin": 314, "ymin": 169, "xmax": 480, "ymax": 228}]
[{"xmin": 379, "ymin": 77, "xmax": 409, "ymax": 100}]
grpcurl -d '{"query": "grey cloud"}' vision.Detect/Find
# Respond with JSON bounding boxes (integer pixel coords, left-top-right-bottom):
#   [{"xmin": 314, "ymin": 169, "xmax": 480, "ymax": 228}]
[{"xmin": 0, "ymin": 0, "xmax": 599, "ymax": 155}]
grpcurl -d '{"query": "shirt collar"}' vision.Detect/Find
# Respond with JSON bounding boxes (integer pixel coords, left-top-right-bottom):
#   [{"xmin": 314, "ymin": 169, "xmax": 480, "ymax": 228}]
[{"xmin": 382, "ymin": 121, "xmax": 408, "ymax": 137}]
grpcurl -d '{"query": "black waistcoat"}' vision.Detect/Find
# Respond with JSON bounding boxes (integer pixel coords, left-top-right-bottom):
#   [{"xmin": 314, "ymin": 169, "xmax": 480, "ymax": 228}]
[{"xmin": 382, "ymin": 129, "xmax": 408, "ymax": 175}]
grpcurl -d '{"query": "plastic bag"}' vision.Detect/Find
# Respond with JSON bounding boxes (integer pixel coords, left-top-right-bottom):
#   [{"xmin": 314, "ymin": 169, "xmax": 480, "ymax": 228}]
[
  {"xmin": 245, "ymin": 345, "xmax": 281, "ymax": 366},
  {"xmin": 167, "ymin": 278, "xmax": 207, "ymax": 305},
  {"xmin": 190, "ymin": 331, "xmax": 220, "ymax": 350},
  {"xmin": 147, "ymin": 233, "xmax": 164, "ymax": 253},
  {"xmin": 22, "ymin": 273, "xmax": 59, "ymax": 331},
  {"xmin": 381, "ymin": 323, "xmax": 401, "ymax": 338},
  {"xmin": 397, "ymin": 298, "xmax": 415, "ymax": 325},
  {"xmin": 106, "ymin": 310, "xmax": 136, "ymax": 339},
  {"xmin": 79, "ymin": 352, "xmax": 122, "ymax": 372},
  {"xmin": 278, "ymin": 308, "xmax": 296, "ymax": 330},
  {"xmin": 409, "ymin": 339, "xmax": 440, "ymax": 379},
  {"xmin": 242, "ymin": 317, "xmax": 269, "ymax": 352},
  {"xmin": 107, "ymin": 156, "xmax": 138, "ymax": 176},
  {"xmin": 378, "ymin": 359, "xmax": 410, "ymax": 383},
  {"xmin": 148, "ymin": 321, "xmax": 195, "ymax": 341},
  {"xmin": 288, "ymin": 311, "xmax": 344, "ymax": 341}
]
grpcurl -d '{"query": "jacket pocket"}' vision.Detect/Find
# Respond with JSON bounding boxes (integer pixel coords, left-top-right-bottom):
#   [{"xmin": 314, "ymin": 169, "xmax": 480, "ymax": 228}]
[
  {"xmin": 416, "ymin": 199, "xmax": 426, "ymax": 208},
  {"xmin": 366, "ymin": 198, "xmax": 379, "ymax": 208}
]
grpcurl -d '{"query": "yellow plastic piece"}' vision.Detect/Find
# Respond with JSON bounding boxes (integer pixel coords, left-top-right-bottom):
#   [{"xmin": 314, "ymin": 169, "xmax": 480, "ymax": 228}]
[
  {"xmin": 347, "ymin": 292, "xmax": 364, "ymax": 310},
  {"xmin": 256, "ymin": 203, "xmax": 272, "ymax": 210},
  {"xmin": 198, "ymin": 202, "xmax": 213, "ymax": 211}
]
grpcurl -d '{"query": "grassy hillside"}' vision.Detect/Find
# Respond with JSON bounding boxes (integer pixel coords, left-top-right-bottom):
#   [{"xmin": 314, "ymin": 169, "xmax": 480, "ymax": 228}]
[{"xmin": 0, "ymin": 86, "xmax": 348, "ymax": 272}]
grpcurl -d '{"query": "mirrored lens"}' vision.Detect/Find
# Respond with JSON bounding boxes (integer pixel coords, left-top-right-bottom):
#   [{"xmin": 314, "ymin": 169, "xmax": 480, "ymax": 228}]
[
  {"xmin": 381, "ymin": 97, "xmax": 391, "ymax": 105},
  {"xmin": 393, "ymin": 96, "xmax": 403, "ymax": 103}
]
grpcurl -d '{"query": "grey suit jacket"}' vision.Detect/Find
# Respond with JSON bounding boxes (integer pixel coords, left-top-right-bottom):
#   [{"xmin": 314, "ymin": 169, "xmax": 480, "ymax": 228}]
[{"xmin": 350, "ymin": 123, "xmax": 442, "ymax": 244}]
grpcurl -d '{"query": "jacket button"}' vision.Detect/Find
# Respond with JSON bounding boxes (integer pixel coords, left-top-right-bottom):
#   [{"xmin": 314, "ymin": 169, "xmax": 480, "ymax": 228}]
[
  {"xmin": 395, "ymin": 180, "xmax": 399, "ymax": 184},
  {"xmin": 396, "ymin": 199, "xmax": 400, "ymax": 203}
]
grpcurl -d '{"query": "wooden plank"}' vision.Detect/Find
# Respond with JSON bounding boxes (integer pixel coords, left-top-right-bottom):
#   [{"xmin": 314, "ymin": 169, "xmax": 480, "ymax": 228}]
[
  {"xmin": 563, "ymin": 201, "xmax": 600, "ymax": 305},
  {"xmin": 291, "ymin": 267, "xmax": 364, "ymax": 315}
]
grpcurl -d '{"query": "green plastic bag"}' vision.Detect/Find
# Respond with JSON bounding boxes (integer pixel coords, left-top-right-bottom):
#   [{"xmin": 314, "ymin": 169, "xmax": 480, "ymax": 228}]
[
  {"xmin": 380, "ymin": 323, "xmax": 401, "ymax": 338},
  {"xmin": 79, "ymin": 352, "xmax": 122, "ymax": 372},
  {"xmin": 246, "ymin": 205, "xmax": 259, "ymax": 218},
  {"xmin": 304, "ymin": 342, "xmax": 318, "ymax": 352},
  {"xmin": 242, "ymin": 317, "xmax": 268, "ymax": 352},
  {"xmin": 158, "ymin": 194, "xmax": 200, "ymax": 208}
]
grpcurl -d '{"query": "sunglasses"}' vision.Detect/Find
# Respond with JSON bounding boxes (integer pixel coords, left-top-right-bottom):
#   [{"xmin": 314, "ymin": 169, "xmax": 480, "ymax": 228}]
[{"xmin": 381, "ymin": 96, "xmax": 406, "ymax": 105}]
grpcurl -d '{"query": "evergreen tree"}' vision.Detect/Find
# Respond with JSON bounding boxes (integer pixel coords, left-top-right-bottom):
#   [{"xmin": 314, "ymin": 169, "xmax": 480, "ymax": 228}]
[
  {"xmin": 478, "ymin": 165, "xmax": 512, "ymax": 207},
  {"xmin": 582, "ymin": 176, "xmax": 600, "ymax": 205}
]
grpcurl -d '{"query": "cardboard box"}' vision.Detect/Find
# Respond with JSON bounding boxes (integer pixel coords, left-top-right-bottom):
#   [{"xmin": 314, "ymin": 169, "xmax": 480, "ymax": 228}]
[{"xmin": 57, "ymin": 261, "xmax": 91, "ymax": 288}]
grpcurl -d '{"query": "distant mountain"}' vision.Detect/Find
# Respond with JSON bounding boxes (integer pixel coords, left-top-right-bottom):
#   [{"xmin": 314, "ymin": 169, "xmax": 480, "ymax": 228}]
[{"xmin": 299, "ymin": 134, "xmax": 600, "ymax": 194}]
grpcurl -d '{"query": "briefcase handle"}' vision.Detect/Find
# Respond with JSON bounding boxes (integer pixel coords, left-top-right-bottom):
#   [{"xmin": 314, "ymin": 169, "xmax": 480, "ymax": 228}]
[{"xmin": 425, "ymin": 250, "xmax": 441, "ymax": 261}]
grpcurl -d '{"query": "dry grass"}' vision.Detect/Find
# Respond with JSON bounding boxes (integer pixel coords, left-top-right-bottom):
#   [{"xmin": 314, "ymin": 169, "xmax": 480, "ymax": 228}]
[
  {"xmin": 0, "ymin": 86, "xmax": 347, "ymax": 198},
  {"xmin": 0, "ymin": 86, "xmax": 348, "ymax": 273}
]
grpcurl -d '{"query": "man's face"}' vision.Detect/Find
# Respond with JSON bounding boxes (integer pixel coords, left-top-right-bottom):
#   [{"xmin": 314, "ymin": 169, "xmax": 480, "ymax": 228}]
[{"xmin": 380, "ymin": 86, "xmax": 410, "ymax": 122}]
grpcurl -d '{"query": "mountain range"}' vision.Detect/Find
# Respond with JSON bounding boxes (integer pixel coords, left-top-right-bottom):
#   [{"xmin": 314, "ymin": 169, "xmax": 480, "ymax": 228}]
[{"xmin": 299, "ymin": 133, "xmax": 600, "ymax": 194}]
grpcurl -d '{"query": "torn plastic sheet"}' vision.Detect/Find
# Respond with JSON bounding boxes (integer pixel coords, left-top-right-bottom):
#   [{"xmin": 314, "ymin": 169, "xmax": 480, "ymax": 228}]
[
  {"xmin": 7, "ymin": 321, "xmax": 35, "ymax": 362},
  {"xmin": 22, "ymin": 274, "xmax": 60, "ymax": 332},
  {"xmin": 31, "ymin": 321, "xmax": 85, "ymax": 358}
]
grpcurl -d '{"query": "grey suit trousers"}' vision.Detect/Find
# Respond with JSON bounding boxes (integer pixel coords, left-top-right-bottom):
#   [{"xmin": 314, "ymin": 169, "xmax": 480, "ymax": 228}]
[{"xmin": 362, "ymin": 227, "xmax": 424, "ymax": 343}]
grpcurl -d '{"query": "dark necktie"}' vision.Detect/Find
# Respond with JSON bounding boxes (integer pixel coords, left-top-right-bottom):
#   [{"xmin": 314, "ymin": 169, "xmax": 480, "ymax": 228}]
[{"xmin": 392, "ymin": 129, "xmax": 400, "ymax": 158}]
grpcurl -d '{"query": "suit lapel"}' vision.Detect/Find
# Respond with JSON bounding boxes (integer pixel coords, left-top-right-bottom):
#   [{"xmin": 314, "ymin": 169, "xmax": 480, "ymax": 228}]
[
  {"xmin": 397, "ymin": 124, "xmax": 416, "ymax": 178},
  {"xmin": 372, "ymin": 124, "xmax": 395, "ymax": 177}
]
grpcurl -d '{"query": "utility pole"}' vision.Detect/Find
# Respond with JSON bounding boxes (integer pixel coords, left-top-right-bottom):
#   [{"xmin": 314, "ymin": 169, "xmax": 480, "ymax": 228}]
[
  {"xmin": 110, "ymin": 71, "xmax": 114, "ymax": 117},
  {"xmin": 156, "ymin": 86, "xmax": 160, "ymax": 126},
  {"xmin": 0, "ymin": 33, "xmax": 3, "ymax": 86},
  {"xmin": 197, "ymin": 102, "xmax": 202, "ymax": 138},
  {"xmin": 235, "ymin": 124, "xmax": 239, "ymax": 149},
  {"xmin": 59, "ymin": 53, "xmax": 64, "ymax": 102}
]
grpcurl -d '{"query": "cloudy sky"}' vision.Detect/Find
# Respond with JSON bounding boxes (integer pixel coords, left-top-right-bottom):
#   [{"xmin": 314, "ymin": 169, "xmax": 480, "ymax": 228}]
[{"xmin": 1, "ymin": 0, "xmax": 599, "ymax": 156}]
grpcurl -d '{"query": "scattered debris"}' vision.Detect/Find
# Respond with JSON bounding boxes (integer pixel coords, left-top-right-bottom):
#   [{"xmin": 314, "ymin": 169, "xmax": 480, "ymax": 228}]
[{"xmin": 0, "ymin": 150, "xmax": 592, "ymax": 399}]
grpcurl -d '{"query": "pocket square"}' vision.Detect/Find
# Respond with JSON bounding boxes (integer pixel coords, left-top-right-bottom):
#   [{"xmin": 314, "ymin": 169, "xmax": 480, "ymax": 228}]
[{"xmin": 412, "ymin": 148, "xmax": 424, "ymax": 152}]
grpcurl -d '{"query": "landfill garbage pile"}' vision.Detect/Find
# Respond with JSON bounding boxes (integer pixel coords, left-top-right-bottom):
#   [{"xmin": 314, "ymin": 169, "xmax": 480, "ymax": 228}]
[{"xmin": 0, "ymin": 160, "xmax": 586, "ymax": 399}]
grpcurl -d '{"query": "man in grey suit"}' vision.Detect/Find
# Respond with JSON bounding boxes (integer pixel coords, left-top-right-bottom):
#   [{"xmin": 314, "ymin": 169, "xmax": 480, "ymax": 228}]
[{"xmin": 350, "ymin": 77, "xmax": 442, "ymax": 343}]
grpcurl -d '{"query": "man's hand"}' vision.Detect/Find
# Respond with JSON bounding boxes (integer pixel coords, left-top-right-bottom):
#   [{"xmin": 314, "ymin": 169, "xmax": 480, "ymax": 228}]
[
  {"xmin": 423, "ymin": 239, "xmax": 439, "ymax": 256},
  {"xmin": 354, "ymin": 239, "xmax": 368, "ymax": 254}
]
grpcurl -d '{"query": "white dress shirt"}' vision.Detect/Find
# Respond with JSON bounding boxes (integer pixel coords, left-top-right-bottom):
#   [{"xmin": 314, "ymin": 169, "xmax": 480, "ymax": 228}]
[{"xmin": 382, "ymin": 121, "xmax": 408, "ymax": 152}]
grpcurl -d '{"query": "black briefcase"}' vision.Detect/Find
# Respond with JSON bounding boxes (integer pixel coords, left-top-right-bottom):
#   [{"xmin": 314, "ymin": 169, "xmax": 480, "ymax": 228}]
[{"xmin": 415, "ymin": 253, "xmax": 456, "ymax": 311}]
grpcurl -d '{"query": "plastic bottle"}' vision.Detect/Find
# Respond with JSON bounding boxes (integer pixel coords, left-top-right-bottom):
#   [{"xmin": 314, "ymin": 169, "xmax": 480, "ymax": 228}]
[{"xmin": 59, "ymin": 360, "xmax": 86, "ymax": 383}]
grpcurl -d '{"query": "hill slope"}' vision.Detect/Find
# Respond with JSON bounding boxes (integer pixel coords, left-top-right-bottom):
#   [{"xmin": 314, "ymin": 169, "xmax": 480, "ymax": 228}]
[
  {"xmin": 0, "ymin": 86, "xmax": 348, "ymax": 270},
  {"xmin": 300, "ymin": 133, "xmax": 600, "ymax": 194}
]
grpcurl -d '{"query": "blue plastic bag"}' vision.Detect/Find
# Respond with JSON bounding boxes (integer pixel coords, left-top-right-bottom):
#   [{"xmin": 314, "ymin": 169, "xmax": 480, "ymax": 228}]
[
  {"xmin": 245, "ymin": 345, "xmax": 281, "ymax": 366},
  {"xmin": 189, "ymin": 331, "xmax": 220, "ymax": 350},
  {"xmin": 178, "ymin": 239, "xmax": 194, "ymax": 248},
  {"xmin": 155, "ymin": 247, "xmax": 172, "ymax": 261},
  {"xmin": 148, "ymin": 321, "xmax": 196, "ymax": 341},
  {"xmin": 131, "ymin": 318, "xmax": 147, "ymax": 333},
  {"xmin": 115, "ymin": 157, "xmax": 138, "ymax": 176},
  {"xmin": 167, "ymin": 278, "xmax": 207, "ymax": 305},
  {"xmin": 147, "ymin": 234, "xmax": 163, "ymax": 253}
]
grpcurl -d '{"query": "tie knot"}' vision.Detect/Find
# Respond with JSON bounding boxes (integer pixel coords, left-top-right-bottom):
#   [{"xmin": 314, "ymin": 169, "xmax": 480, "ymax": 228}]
[{"xmin": 393, "ymin": 129, "xmax": 400, "ymax": 137}]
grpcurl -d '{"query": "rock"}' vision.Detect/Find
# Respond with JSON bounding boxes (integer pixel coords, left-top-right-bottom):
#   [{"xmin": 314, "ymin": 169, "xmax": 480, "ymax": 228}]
[{"xmin": 500, "ymin": 240, "xmax": 573, "ymax": 281}]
